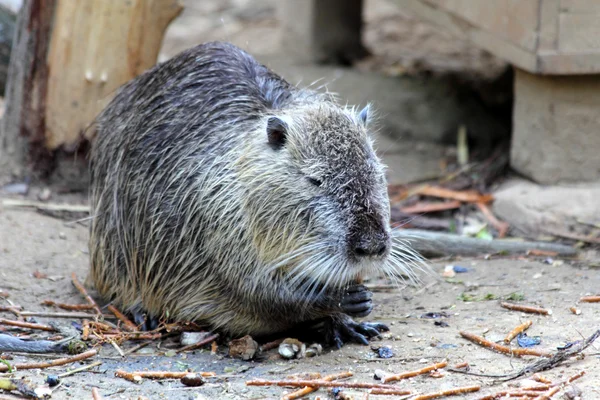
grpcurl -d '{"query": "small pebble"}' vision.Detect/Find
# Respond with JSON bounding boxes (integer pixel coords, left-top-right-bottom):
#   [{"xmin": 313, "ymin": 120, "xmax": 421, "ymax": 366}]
[
  {"xmin": 58, "ymin": 232, "xmax": 67, "ymax": 240},
  {"xmin": 180, "ymin": 373, "xmax": 205, "ymax": 387},
  {"xmin": 373, "ymin": 369, "xmax": 387, "ymax": 380},
  {"xmin": 180, "ymin": 331, "xmax": 213, "ymax": 346},
  {"xmin": 376, "ymin": 346, "xmax": 393, "ymax": 358},
  {"xmin": 38, "ymin": 188, "xmax": 52, "ymax": 201},
  {"xmin": 229, "ymin": 335, "xmax": 258, "ymax": 360},
  {"xmin": 45, "ymin": 375, "xmax": 60, "ymax": 387}
]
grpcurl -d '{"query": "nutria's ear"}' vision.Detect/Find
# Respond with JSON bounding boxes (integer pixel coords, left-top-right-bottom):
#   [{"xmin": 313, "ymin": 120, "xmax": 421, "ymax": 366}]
[
  {"xmin": 358, "ymin": 105, "xmax": 370, "ymax": 126},
  {"xmin": 267, "ymin": 116, "xmax": 288, "ymax": 149}
]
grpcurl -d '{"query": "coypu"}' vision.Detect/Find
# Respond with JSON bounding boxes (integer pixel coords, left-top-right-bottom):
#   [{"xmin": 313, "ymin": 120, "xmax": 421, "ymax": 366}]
[{"xmin": 88, "ymin": 42, "xmax": 421, "ymax": 347}]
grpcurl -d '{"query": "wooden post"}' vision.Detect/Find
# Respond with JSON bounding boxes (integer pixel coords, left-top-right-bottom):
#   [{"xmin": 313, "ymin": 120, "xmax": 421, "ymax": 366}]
[{"xmin": 0, "ymin": 0, "xmax": 182, "ymax": 183}]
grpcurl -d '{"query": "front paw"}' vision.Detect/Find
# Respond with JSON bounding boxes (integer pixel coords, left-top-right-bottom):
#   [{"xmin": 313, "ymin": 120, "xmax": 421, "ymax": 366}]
[
  {"xmin": 340, "ymin": 284, "xmax": 373, "ymax": 317},
  {"xmin": 325, "ymin": 314, "xmax": 388, "ymax": 349}
]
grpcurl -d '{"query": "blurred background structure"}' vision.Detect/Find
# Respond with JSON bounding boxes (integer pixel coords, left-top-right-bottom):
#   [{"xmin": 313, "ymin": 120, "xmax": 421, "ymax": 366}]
[{"xmin": 1, "ymin": 0, "xmax": 599, "ymax": 237}]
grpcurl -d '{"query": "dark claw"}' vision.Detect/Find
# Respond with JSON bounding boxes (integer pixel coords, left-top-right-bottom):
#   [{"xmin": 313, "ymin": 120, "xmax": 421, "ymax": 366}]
[
  {"xmin": 341, "ymin": 284, "xmax": 374, "ymax": 318},
  {"xmin": 131, "ymin": 309, "xmax": 159, "ymax": 331},
  {"xmin": 324, "ymin": 314, "xmax": 388, "ymax": 348}
]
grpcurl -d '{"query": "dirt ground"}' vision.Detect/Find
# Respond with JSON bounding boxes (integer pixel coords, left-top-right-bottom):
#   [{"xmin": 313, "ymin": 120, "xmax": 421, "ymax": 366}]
[
  {"xmin": 0, "ymin": 1, "xmax": 598, "ymax": 399},
  {"xmin": 1, "ymin": 196, "xmax": 599, "ymax": 399}
]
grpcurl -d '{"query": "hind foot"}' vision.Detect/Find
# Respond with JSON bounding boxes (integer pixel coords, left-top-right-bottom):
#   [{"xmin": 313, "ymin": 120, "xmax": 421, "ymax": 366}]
[
  {"xmin": 324, "ymin": 314, "xmax": 388, "ymax": 349},
  {"xmin": 131, "ymin": 309, "xmax": 160, "ymax": 331},
  {"xmin": 340, "ymin": 284, "xmax": 373, "ymax": 317}
]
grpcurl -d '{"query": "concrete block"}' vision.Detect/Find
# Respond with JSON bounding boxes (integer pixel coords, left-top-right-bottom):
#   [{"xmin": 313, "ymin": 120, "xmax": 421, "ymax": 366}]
[
  {"xmin": 511, "ymin": 69, "xmax": 600, "ymax": 184},
  {"xmin": 278, "ymin": 0, "xmax": 367, "ymax": 64},
  {"xmin": 493, "ymin": 178, "xmax": 600, "ymax": 235}
]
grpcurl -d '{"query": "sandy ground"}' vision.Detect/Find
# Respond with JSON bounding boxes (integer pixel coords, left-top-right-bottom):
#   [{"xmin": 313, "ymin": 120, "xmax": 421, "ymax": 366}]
[
  {"xmin": 0, "ymin": 1, "xmax": 597, "ymax": 399},
  {"xmin": 0, "ymin": 197, "xmax": 599, "ymax": 399}
]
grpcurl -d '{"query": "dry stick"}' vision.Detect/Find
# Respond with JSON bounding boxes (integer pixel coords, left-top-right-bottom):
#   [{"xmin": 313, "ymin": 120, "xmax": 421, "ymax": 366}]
[
  {"xmin": 246, "ymin": 378, "xmax": 408, "ymax": 391},
  {"xmin": 368, "ymin": 388, "xmax": 413, "ymax": 396},
  {"xmin": 115, "ymin": 370, "xmax": 216, "ymax": 382},
  {"xmin": 282, "ymin": 371, "xmax": 353, "ymax": 400},
  {"xmin": 0, "ymin": 349, "xmax": 97, "ymax": 372},
  {"xmin": 91, "ymin": 387, "xmax": 104, "ymax": 400},
  {"xmin": 459, "ymin": 331, "xmax": 552, "ymax": 358},
  {"xmin": 393, "ymin": 229, "xmax": 576, "ymax": 258},
  {"xmin": 0, "ymin": 318, "xmax": 56, "ymax": 332},
  {"xmin": 107, "ymin": 305, "xmax": 137, "ymax": 332},
  {"xmin": 579, "ymin": 295, "xmax": 600, "ymax": 303},
  {"xmin": 123, "ymin": 341, "xmax": 151, "ymax": 356},
  {"xmin": 500, "ymin": 302, "xmax": 551, "ymax": 316},
  {"xmin": 176, "ymin": 333, "xmax": 219, "ymax": 353},
  {"xmin": 259, "ymin": 338, "xmax": 284, "ymax": 351},
  {"xmin": 532, "ymin": 374, "xmax": 553, "ymax": 384},
  {"xmin": 477, "ymin": 390, "xmax": 549, "ymax": 399},
  {"xmin": 400, "ymin": 200, "xmax": 462, "ymax": 214},
  {"xmin": 383, "ymin": 361, "xmax": 447, "ymax": 383},
  {"xmin": 453, "ymin": 362, "xmax": 469, "ymax": 369},
  {"xmin": 18, "ymin": 311, "xmax": 115, "ymax": 319},
  {"xmin": 71, "ymin": 273, "xmax": 102, "ymax": 315},
  {"xmin": 504, "ymin": 320, "xmax": 533, "ymax": 343},
  {"xmin": 1, "ymin": 199, "xmax": 90, "ymax": 213},
  {"xmin": 476, "ymin": 202, "xmax": 509, "ymax": 238},
  {"xmin": 533, "ymin": 386, "xmax": 560, "ymax": 400},
  {"xmin": 101, "ymin": 332, "xmax": 162, "ymax": 341},
  {"xmin": 414, "ymin": 186, "xmax": 493, "ymax": 203},
  {"xmin": 569, "ymin": 307, "xmax": 581, "ymax": 315},
  {"xmin": 41, "ymin": 300, "xmax": 95, "ymax": 311},
  {"xmin": 412, "ymin": 385, "xmax": 480, "ymax": 400},
  {"xmin": 58, "ymin": 361, "xmax": 103, "ymax": 378},
  {"xmin": 109, "ymin": 339, "xmax": 125, "ymax": 357}
]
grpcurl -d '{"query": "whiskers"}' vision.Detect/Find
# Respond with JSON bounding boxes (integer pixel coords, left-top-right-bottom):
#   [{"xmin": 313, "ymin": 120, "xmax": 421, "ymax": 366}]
[{"xmin": 262, "ymin": 230, "xmax": 430, "ymax": 307}]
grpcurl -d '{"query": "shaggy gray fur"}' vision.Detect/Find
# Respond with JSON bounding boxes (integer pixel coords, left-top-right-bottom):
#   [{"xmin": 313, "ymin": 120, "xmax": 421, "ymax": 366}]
[{"xmin": 89, "ymin": 42, "xmax": 421, "ymax": 339}]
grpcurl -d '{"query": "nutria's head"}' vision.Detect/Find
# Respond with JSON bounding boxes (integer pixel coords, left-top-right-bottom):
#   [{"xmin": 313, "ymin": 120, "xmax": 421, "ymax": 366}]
[{"xmin": 238, "ymin": 100, "xmax": 418, "ymax": 293}]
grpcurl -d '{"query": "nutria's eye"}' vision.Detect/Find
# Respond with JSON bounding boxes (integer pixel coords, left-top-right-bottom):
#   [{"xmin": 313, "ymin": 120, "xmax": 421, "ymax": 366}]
[{"xmin": 307, "ymin": 177, "xmax": 322, "ymax": 187}]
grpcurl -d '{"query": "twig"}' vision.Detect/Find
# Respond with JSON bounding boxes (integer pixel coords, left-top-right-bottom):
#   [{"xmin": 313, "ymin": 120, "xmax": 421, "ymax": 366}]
[
  {"xmin": 477, "ymin": 390, "xmax": 549, "ymax": 399},
  {"xmin": 504, "ymin": 320, "xmax": 532, "ymax": 343},
  {"xmin": 579, "ymin": 295, "xmax": 600, "ymax": 303},
  {"xmin": 532, "ymin": 374, "xmax": 552, "ymax": 384},
  {"xmin": 17, "ymin": 311, "xmax": 115, "ymax": 319},
  {"xmin": 115, "ymin": 370, "xmax": 216, "ymax": 382},
  {"xmin": 393, "ymin": 229, "xmax": 577, "ymax": 257},
  {"xmin": 176, "ymin": 333, "xmax": 219, "ymax": 353},
  {"xmin": 109, "ymin": 339, "xmax": 125, "ymax": 357},
  {"xmin": 123, "ymin": 342, "xmax": 151, "ymax": 356},
  {"xmin": 1, "ymin": 199, "xmax": 90, "ymax": 213},
  {"xmin": 569, "ymin": 307, "xmax": 581, "ymax": 315},
  {"xmin": 500, "ymin": 302, "xmax": 551, "ymax": 315},
  {"xmin": 58, "ymin": 361, "xmax": 102, "ymax": 378},
  {"xmin": 283, "ymin": 371, "xmax": 353, "ymax": 400},
  {"xmin": 453, "ymin": 333, "xmax": 596, "ymax": 382},
  {"xmin": 246, "ymin": 378, "xmax": 409, "ymax": 391},
  {"xmin": 0, "ymin": 349, "xmax": 97, "ymax": 372},
  {"xmin": 259, "ymin": 338, "xmax": 284, "ymax": 352},
  {"xmin": 383, "ymin": 361, "xmax": 447, "ymax": 383},
  {"xmin": 91, "ymin": 387, "xmax": 103, "ymax": 400},
  {"xmin": 412, "ymin": 385, "xmax": 480, "ymax": 399},
  {"xmin": 476, "ymin": 202, "xmax": 509, "ymax": 238},
  {"xmin": 543, "ymin": 228, "xmax": 600, "ymax": 245},
  {"xmin": 453, "ymin": 362, "xmax": 469, "ymax": 369},
  {"xmin": 71, "ymin": 273, "xmax": 102, "ymax": 315},
  {"xmin": 459, "ymin": 331, "xmax": 551, "ymax": 357},
  {"xmin": 0, "ymin": 318, "xmax": 56, "ymax": 332},
  {"xmin": 107, "ymin": 305, "xmax": 137, "ymax": 332},
  {"xmin": 400, "ymin": 200, "xmax": 462, "ymax": 214},
  {"xmin": 368, "ymin": 388, "xmax": 412, "ymax": 395},
  {"xmin": 533, "ymin": 386, "xmax": 560, "ymax": 399},
  {"xmin": 101, "ymin": 332, "xmax": 162, "ymax": 341},
  {"xmin": 0, "ymin": 333, "xmax": 66, "ymax": 353},
  {"xmin": 41, "ymin": 300, "xmax": 95, "ymax": 311},
  {"xmin": 414, "ymin": 186, "xmax": 493, "ymax": 203}
]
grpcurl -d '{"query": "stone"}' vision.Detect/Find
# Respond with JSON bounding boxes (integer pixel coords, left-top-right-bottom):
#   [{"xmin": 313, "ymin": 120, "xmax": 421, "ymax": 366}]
[
  {"xmin": 493, "ymin": 179, "xmax": 600, "ymax": 235},
  {"xmin": 512, "ymin": 69, "xmax": 600, "ymax": 184}
]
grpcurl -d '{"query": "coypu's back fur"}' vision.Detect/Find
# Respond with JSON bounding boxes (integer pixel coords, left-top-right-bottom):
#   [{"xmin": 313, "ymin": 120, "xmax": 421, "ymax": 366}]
[{"xmin": 89, "ymin": 42, "xmax": 420, "ymax": 343}]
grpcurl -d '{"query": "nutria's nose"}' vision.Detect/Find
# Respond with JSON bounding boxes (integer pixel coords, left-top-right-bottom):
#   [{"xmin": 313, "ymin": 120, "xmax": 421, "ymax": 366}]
[{"xmin": 350, "ymin": 232, "xmax": 390, "ymax": 258}]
